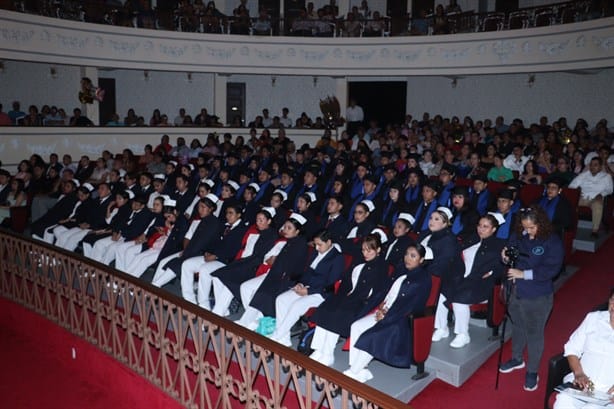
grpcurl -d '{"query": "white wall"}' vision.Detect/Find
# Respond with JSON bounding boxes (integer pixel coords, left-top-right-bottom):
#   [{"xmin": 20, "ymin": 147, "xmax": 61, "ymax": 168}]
[
  {"xmin": 405, "ymin": 69, "xmax": 614, "ymax": 127},
  {"xmin": 229, "ymin": 74, "xmax": 336, "ymax": 125},
  {"xmin": 0, "ymin": 62, "xmax": 81, "ymax": 114},
  {"xmin": 110, "ymin": 69, "xmax": 215, "ymax": 122}
]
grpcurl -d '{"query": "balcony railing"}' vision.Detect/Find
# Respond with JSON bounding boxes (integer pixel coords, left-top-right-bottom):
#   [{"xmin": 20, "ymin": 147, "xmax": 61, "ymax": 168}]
[
  {"xmin": 4, "ymin": 0, "xmax": 610, "ymax": 37},
  {"xmin": 0, "ymin": 228, "xmax": 408, "ymax": 409}
]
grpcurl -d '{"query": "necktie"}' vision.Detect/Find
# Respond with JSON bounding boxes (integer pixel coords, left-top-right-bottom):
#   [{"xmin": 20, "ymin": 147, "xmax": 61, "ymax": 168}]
[
  {"xmin": 325, "ymin": 217, "xmax": 333, "ymax": 228},
  {"xmin": 223, "ymin": 225, "xmax": 231, "ymax": 236}
]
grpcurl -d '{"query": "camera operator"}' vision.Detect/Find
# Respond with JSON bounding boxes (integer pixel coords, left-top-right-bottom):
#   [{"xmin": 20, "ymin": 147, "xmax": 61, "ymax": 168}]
[{"xmin": 499, "ymin": 206, "xmax": 564, "ymax": 392}]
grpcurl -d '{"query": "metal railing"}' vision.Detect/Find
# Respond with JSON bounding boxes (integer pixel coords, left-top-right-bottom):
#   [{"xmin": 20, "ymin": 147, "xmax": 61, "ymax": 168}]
[{"xmin": 0, "ymin": 229, "xmax": 408, "ymax": 409}]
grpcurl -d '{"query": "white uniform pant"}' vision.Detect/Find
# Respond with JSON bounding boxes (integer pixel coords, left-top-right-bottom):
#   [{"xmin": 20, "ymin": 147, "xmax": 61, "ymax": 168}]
[
  {"xmin": 239, "ymin": 273, "xmax": 267, "ymax": 310},
  {"xmin": 310, "ymin": 326, "xmax": 339, "ymax": 360},
  {"xmin": 434, "ymin": 295, "xmax": 474, "ymax": 336},
  {"xmin": 271, "ymin": 291, "xmax": 324, "ymax": 345},
  {"xmin": 114, "ymin": 241, "xmax": 142, "ymax": 272},
  {"xmin": 54, "ymin": 226, "xmax": 91, "ymax": 251},
  {"xmin": 180, "ymin": 257, "xmax": 225, "ymax": 308},
  {"xmin": 32, "ymin": 224, "xmax": 58, "ymax": 244},
  {"xmin": 211, "ymin": 277, "xmax": 234, "ymax": 316},
  {"xmin": 554, "ymin": 392, "xmax": 614, "ymax": 409},
  {"xmin": 348, "ymin": 313, "xmax": 378, "ymax": 366},
  {"xmin": 87, "ymin": 236, "xmax": 125, "ymax": 264},
  {"xmin": 151, "ymin": 252, "xmax": 181, "ymax": 287},
  {"xmin": 124, "ymin": 248, "xmax": 162, "ymax": 279}
]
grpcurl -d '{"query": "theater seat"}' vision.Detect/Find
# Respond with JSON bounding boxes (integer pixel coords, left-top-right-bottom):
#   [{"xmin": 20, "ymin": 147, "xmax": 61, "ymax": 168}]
[
  {"xmin": 409, "ymin": 274, "xmax": 441, "ymax": 380},
  {"xmin": 469, "ymin": 283, "xmax": 506, "ymax": 338},
  {"xmin": 544, "ymin": 352, "xmax": 570, "ymax": 409}
]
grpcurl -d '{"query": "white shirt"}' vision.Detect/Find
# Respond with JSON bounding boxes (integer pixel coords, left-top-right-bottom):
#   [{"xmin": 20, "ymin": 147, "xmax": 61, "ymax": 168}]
[
  {"xmin": 462, "ymin": 242, "xmax": 480, "ymax": 278},
  {"xmin": 569, "ymin": 170, "xmax": 614, "ymax": 200},
  {"xmin": 241, "ymin": 232, "xmax": 259, "ymax": 258},
  {"xmin": 382, "ymin": 274, "xmax": 407, "ymax": 309},
  {"xmin": 346, "ymin": 105, "xmax": 364, "ymax": 122},
  {"xmin": 563, "ymin": 311, "xmax": 614, "ymax": 393},
  {"xmin": 385, "ymin": 238, "xmax": 398, "ymax": 260},
  {"xmin": 262, "ymin": 241, "xmax": 287, "ymax": 262},
  {"xmin": 503, "ymin": 154, "xmax": 530, "ymax": 172}
]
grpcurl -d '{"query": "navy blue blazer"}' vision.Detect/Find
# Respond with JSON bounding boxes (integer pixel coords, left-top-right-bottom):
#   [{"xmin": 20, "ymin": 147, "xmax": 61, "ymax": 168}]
[
  {"xmin": 317, "ymin": 214, "xmax": 350, "ymax": 243},
  {"xmin": 384, "ymin": 235, "xmax": 415, "ymax": 268},
  {"xmin": 172, "ymin": 189, "xmax": 196, "ymax": 216},
  {"xmin": 212, "ymin": 227, "xmax": 279, "ymax": 299},
  {"xmin": 300, "ymin": 246, "xmax": 345, "ymax": 297},
  {"xmin": 452, "ymin": 235, "xmax": 506, "ymax": 304},
  {"xmin": 30, "ymin": 192, "xmax": 78, "ymax": 237},
  {"xmin": 156, "ymin": 215, "xmax": 189, "ymax": 262},
  {"xmin": 116, "ymin": 208, "xmax": 154, "ymax": 241},
  {"xmin": 354, "ymin": 264, "xmax": 431, "ymax": 368},
  {"xmin": 421, "ymin": 228, "xmax": 463, "ymax": 298},
  {"xmin": 249, "ymin": 235, "xmax": 309, "ymax": 317},
  {"xmin": 211, "ymin": 222, "xmax": 249, "ymax": 264}
]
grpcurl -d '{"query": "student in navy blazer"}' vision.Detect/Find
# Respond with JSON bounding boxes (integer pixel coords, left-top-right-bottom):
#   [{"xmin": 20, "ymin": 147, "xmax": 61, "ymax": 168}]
[
  {"xmin": 152, "ymin": 195, "xmax": 221, "ymax": 288},
  {"xmin": 344, "ymin": 244, "xmax": 432, "ymax": 382},
  {"xmin": 384, "ymin": 213, "xmax": 416, "ymax": 268},
  {"xmin": 30, "ymin": 180, "xmax": 79, "ymax": 240},
  {"xmin": 181, "ymin": 203, "xmax": 248, "ymax": 308},
  {"xmin": 236, "ymin": 213, "xmax": 309, "ymax": 329},
  {"xmin": 270, "ymin": 230, "xmax": 345, "ymax": 346},
  {"xmin": 317, "ymin": 195, "xmax": 350, "ymax": 243},
  {"xmin": 309, "ymin": 234, "xmax": 391, "ymax": 367}
]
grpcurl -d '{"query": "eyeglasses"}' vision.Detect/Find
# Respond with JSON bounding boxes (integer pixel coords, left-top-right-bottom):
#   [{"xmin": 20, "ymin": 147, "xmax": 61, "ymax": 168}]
[{"xmin": 519, "ymin": 207, "xmax": 534, "ymax": 214}]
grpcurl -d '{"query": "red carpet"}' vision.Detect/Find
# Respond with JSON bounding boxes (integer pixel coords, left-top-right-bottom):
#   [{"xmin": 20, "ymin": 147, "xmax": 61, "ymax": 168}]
[
  {"xmin": 410, "ymin": 236, "xmax": 614, "ymax": 409},
  {"xmin": 0, "ymin": 297, "xmax": 183, "ymax": 409}
]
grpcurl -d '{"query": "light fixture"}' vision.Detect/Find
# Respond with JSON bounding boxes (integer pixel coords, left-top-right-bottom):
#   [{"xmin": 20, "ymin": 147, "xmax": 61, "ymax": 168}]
[
  {"xmin": 186, "ymin": 72, "xmax": 192, "ymax": 83},
  {"xmin": 50, "ymin": 66, "xmax": 58, "ymax": 79},
  {"xmin": 271, "ymin": 76, "xmax": 277, "ymax": 87},
  {"xmin": 313, "ymin": 76, "xmax": 318, "ymax": 87},
  {"xmin": 527, "ymin": 74, "xmax": 535, "ymax": 87},
  {"xmin": 451, "ymin": 78, "xmax": 457, "ymax": 88},
  {"xmin": 231, "ymin": 106, "xmax": 238, "ymax": 111},
  {"xmin": 143, "ymin": 70, "xmax": 150, "ymax": 81}
]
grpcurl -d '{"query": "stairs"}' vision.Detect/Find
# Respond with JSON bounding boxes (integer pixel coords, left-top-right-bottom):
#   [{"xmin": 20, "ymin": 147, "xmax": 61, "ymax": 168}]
[{"xmin": 572, "ymin": 220, "xmax": 611, "ymax": 253}]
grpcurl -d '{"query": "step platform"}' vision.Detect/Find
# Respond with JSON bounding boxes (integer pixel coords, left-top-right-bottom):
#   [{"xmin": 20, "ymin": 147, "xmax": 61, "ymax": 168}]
[{"xmin": 572, "ymin": 223, "xmax": 611, "ymax": 253}]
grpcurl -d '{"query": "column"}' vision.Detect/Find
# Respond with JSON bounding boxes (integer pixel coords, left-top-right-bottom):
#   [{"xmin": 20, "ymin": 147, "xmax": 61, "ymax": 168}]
[
  {"xmin": 80, "ymin": 66, "xmax": 99, "ymax": 126},
  {"xmin": 213, "ymin": 73, "xmax": 228, "ymax": 125},
  {"xmin": 335, "ymin": 76, "xmax": 348, "ymax": 135},
  {"xmin": 337, "ymin": 0, "xmax": 350, "ymax": 16}
]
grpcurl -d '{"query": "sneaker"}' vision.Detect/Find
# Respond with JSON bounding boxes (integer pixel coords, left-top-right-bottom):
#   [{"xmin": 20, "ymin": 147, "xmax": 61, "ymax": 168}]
[
  {"xmin": 499, "ymin": 358, "xmax": 525, "ymax": 373},
  {"xmin": 449, "ymin": 333, "xmax": 471, "ymax": 348},
  {"xmin": 524, "ymin": 372, "xmax": 539, "ymax": 391},
  {"xmin": 431, "ymin": 328, "xmax": 450, "ymax": 342}
]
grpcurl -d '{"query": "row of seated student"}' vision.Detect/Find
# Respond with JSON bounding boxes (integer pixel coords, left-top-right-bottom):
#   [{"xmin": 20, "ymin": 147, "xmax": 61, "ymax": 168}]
[{"xmin": 23, "ymin": 159, "xmax": 566, "ymax": 387}]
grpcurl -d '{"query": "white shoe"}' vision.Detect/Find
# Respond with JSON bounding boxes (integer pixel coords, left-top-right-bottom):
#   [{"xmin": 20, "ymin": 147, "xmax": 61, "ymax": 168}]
[
  {"xmin": 431, "ymin": 328, "xmax": 450, "ymax": 342},
  {"xmin": 344, "ymin": 368, "xmax": 373, "ymax": 383},
  {"xmin": 449, "ymin": 333, "xmax": 471, "ymax": 348}
]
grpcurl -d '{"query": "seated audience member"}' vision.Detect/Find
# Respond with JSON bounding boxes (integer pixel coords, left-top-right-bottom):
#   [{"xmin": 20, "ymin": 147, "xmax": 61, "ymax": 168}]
[
  {"xmin": 415, "ymin": 207, "xmax": 463, "ymax": 343},
  {"xmin": 553, "ymin": 288, "xmax": 614, "ymax": 409},
  {"xmin": 309, "ymin": 234, "xmax": 391, "ymax": 367},
  {"xmin": 318, "ymin": 192, "xmax": 349, "ymax": 239},
  {"xmin": 519, "ymin": 160, "xmax": 543, "ymax": 185},
  {"xmin": 568, "ymin": 157, "xmax": 613, "ymax": 237},
  {"xmin": 0, "ymin": 178, "xmax": 27, "ymax": 224},
  {"xmin": 268, "ymin": 189, "xmax": 290, "ymax": 229},
  {"xmin": 81, "ymin": 189, "xmax": 135, "ymax": 258},
  {"xmin": 295, "ymin": 192, "xmax": 318, "ymax": 240},
  {"xmin": 180, "ymin": 203, "xmax": 247, "ymax": 308},
  {"xmin": 343, "ymin": 244, "xmax": 433, "ymax": 382},
  {"xmin": 380, "ymin": 180, "xmax": 409, "ymax": 230},
  {"xmin": 235, "ymin": 213, "xmax": 309, "ymax": 329},
  {"xmin": 151, "ymin": 195, "xmax": 221, "ymax": 288},
  {"xmin": 113, "ymin": 196, "xmax": 166, "ymax": 271},
  {"xmin": 340, "ymin": 200, "xmax": 378, "ymax": 261},
  {"xmin": 53, "ymin": 183, "xmax": 113, "ymax": 251},
  {"xmin": 241, "ymin": 183, "xmax": 261, "ymax": 226},
  {"xmin": 0, "ymin": 169, "xmax": 12, "ymax": 205},
  {"xmin": 469, "ymin": 174, "xmax": 495, "ymax": 216},
  {"xmin": 210, "ymin": 208, "xmax": 279, "ymax": 317},
  {"xmin": 30, "ymin": 180, "xmax": 79, "ymax": 239},
  {"xmin": 85, "ymin": 194, "xmax": 153, "ymax": 264},
  {"xmin": 537, "ymin": 177, "xmax": 574, "ymax": 237},
  {"xmin": 404, "ymin": 167, "xmax": 423, "ymax": 207},
  {"xmin": 269, "ymin": 229, "xmax": 344, "ymax": 346},
  {"xmin": 383, "ymin": 213, "xmax": 415, "ymax": 267},
  {"xmin": 450, "ymin": 186, "xmax": 480, "ymax": 244},
  {"xmin": 120, "ymin": 198, "xmax": 189, "ymax": 279},
  {"xmin": 435, "ymin": 213, "xmax": 506, "ymax": 348},
  {"xmin": 550, "ymin": 156, "xmax": 575, "ymax": 187},
  {"xmin": 411, "ymin": 179, "xmax": 441, "ymax": 234},
  {"xmin": 494, "ymin": 189, "xmax": 517, "ymax": 240},
  {"xmin": 488, "ymin": 154, "xmax": 514, "ymax": 183},
  {"xmin": 438, "ymin": 163, "xmax": 457, "ymax": 207}
]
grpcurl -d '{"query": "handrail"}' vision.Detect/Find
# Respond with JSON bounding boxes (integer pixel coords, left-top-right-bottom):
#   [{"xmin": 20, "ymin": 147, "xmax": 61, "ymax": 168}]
[
  {"xmin": 2, "ymin": 0, "xmax": 608, "ymax": 37},
  {"xmin": 0, "ymin": 228, "xmax": 408, "ymax": 409}
]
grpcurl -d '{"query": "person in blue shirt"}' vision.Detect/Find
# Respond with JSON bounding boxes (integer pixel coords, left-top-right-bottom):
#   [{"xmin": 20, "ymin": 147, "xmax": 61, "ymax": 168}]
[{"xmin": 499, "ymin": 207, "xmax": 564, "ymax": 392}]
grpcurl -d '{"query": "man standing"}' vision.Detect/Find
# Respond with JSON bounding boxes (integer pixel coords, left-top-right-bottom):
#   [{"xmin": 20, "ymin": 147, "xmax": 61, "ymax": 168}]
[
  {"xmin": 569, "ymin": 157, "xmax": 613, "ymax": 237},
  {"xmin": 346, "ymin": 98, "xmax": 364, "ymax": 138}
]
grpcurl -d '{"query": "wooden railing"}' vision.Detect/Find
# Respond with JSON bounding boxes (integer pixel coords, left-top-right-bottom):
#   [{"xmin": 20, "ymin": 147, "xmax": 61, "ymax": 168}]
[{"xmin": 0, "ymin": 229, "xmax": 408, "ymax": 409}]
